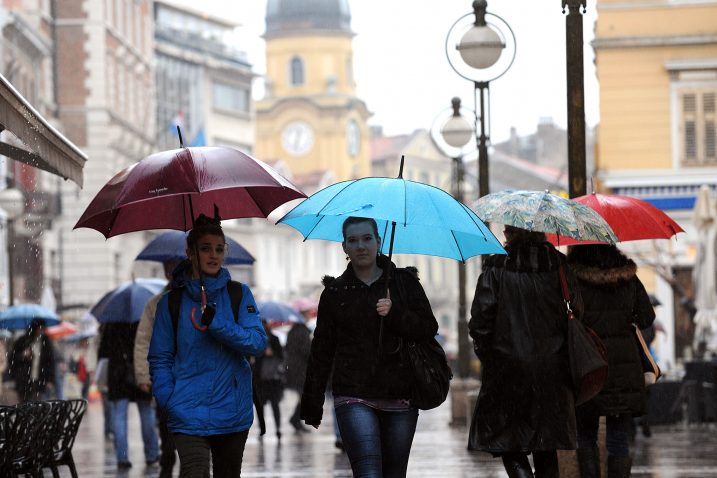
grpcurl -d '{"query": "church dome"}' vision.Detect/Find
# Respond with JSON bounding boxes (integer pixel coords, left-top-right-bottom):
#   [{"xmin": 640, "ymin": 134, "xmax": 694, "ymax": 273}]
[{"xmin": 265, "ymin": 0, "xmax": 352, "ymax": 37}]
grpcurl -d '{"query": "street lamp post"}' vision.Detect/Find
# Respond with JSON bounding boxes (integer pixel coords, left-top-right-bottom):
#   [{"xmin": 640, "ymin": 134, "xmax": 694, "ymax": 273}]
[
  {"xmin": 563, "ymin": 0, "xmax": 588, "ymax": 198},
  {"xmin": 432, "ymin": 98, "xmax": 475, "ymax": 379},
  {"xmin": 445, "ymin": 0, "xmax": 516, "ymax": 198},
  {"xmin": 0, "ymin": 187, "xmax": 24, "ymax": 306}
]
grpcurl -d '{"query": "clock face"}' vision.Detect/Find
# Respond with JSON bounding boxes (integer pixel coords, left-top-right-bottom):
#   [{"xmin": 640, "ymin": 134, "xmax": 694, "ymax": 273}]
[
  {"xmin": 281, "ymin": 121, "xmax": 314, "ymax": 156},
  {"xmin": 346, "ymin": 119, "xmax": 360, "ymax": 158}
]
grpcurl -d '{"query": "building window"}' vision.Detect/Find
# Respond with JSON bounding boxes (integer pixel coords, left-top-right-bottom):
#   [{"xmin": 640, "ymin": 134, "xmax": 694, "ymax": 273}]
[
  {"xmin": 290, "ymin": 56, "xmax": 304, "ymax": 86},
  {"xmin": 679, "ymin": 88, "xmax": 717, "ymax": 166},
  {"xmin": 212, "ymin": 81, "xmax": 249, "ymax": 114}
]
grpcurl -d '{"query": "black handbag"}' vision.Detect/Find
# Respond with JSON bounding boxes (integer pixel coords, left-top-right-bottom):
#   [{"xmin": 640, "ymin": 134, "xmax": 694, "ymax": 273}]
[
  {"xmin": 559, "ymin": 264, "xmax": 608, "ymax": 406},
  {"xmin": 403, "ymin": 337, "xmax": 453, "ymax": 410}
]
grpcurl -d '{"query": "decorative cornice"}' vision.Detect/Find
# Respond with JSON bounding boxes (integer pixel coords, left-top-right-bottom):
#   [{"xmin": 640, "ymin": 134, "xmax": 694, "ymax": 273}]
[{"xmin": 593, "ymin": 34, "xmax": 717, "ymax": 49}]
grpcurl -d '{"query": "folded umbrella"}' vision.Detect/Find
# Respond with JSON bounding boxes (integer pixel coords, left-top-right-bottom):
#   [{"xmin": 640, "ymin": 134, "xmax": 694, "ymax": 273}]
[
  {"xmin": 547, "ymin": 193, "xmax": 684, "ymax": 245},
  {"xmin": 0, "ymin": 304, "xmax": 61, "ymax": 329},
  {"xmin": 90, "ymin": 278, "xmax": 167, "ymax": 323},
  {"xmin": 136, "ymin": 230, "xmax": 255, "ymax": 265}
]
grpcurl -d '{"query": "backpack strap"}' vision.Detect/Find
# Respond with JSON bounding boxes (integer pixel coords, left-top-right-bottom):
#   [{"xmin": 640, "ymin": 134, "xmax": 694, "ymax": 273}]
[{"xmin": 169, "ymin": 281, "xmax": 244, "ymax": 348}]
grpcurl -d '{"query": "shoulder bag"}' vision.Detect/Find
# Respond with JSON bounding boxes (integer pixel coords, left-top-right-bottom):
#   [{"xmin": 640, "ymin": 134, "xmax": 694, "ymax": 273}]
[
  {"xmin": 633, "ymin": 325, "xmax": 661, "ymax": 386},
  {"xmin": 559, "ymin": 263, "xmax": 609, "ymax": 406}
]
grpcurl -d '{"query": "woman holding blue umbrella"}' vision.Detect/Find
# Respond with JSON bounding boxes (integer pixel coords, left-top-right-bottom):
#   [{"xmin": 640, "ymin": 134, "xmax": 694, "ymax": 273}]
[{"xmin": 301, "ymin": 216, "xmax": 439, "ymax": 478}]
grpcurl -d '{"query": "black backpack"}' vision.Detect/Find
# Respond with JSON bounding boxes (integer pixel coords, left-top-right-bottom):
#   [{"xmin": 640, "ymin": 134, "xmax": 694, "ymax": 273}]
[{"xmin": 167, "ymin": 281, "xmax": 266, "ymax": 434}]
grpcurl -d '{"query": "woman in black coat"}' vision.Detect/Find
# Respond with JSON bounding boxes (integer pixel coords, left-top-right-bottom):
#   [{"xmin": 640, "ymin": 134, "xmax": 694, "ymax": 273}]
[
  {"xmin": 468, "ymin": 226, "xmax": 581, "ymax": 478},
  {"xmin": 10, "ymin": 319, "xmax": 55, "ymax": 402},
  {"xmin": 301, "ymin": 216, "xmax": 439, "ymax": 478},
  {"xmin": 255, "ymin": 320, "xmax": 285, "ymax": 439},
  {"xmin": 567, "ymin": 245, "xmax": 655, "ymax": 478}
]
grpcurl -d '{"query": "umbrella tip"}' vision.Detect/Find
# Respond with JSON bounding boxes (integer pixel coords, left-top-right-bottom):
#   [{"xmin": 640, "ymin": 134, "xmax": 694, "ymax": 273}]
[
  {"xmin": 177, "ymin": 125, "xmax": 184, "ymax": 148},
  {"xmin": 398, "ymin": 155, "xmax": 404, "ymax": 179}
]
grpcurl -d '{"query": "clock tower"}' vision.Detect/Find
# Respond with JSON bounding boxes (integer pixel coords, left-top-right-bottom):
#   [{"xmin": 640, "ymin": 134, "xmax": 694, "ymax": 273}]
[{"xmin": 255, "ymin": 0, "xmax": 371, "ymax": 182}]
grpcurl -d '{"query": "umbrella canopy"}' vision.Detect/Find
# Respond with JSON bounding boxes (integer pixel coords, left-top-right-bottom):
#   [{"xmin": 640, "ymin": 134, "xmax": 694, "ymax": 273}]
[
  {"xmin": 692, "ymin": 185, "xmax": 717, "ymax": 351},
  {"xmin": 74, "ymin": 146, "xmax": 305, "ymax": 238},
  {"xmin": 547, "ymin": 193, "xmax": 684, "ymax": 245},
  {"xmin": 473, "ymin": 190, "xmax": 618, "ymax": 243},
  {"xmin": 277, "ymin": 171, "xmax": 505, "ymax": 262},
  {"xmin": 292, "ymin": 297, "xmax": 318, "ymax": 318},
  {"xmin": 61, "ymin": 329, "xmax": 98, "ymax": 343},
  {"xmin": 45, "ymin": 321, "xmax": 79, "ymax": 339},
  {"xmin": 0, "ymin": 304, "xmax": 61, "ymax": 329},
  {"xmin": 90, "ymin": 278, "xmax": 167, "ymax": 324},
  {"xmin": 258, "ymin": 301, "xmax": 304, "ymax": 326},
  {"xmin": 135, "ymin": 230, "xmax": 255, "ymax": 265}
]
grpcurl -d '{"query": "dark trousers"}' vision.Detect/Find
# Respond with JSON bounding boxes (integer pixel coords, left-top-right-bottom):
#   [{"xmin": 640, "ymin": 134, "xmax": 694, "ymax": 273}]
[
  {"xmin": 158, "ymin": 412, "xmax": 176, "ymax": 478},
  {"xmin": 577, "ymin": 409, "xmax": 632, "ymax": 457},
  {"xmin": 173, "ymin": 430, "xmax": 249, "ymax": 478}
]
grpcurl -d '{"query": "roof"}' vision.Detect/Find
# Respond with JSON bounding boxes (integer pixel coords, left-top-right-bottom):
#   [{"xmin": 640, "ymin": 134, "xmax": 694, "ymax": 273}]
[
  {"xmin": 0, "ymin": 73, "xmax": 87, "ymax": 187},
  {"xmin": 265, "ymin": 0, "xmax": 352, "ymax": 37}
]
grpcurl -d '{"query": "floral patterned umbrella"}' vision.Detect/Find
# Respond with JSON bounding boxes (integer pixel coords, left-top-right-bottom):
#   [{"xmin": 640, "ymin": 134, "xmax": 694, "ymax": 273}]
[{"xmin": 473, "ymin": 190, "xmax": 618, "ymax": 243}]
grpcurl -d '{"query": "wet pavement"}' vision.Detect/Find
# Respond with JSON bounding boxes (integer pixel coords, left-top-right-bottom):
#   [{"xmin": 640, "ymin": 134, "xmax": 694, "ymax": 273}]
[{"xmin": 63, "ymin": 390, "xmax": 717, "ymax": 477}]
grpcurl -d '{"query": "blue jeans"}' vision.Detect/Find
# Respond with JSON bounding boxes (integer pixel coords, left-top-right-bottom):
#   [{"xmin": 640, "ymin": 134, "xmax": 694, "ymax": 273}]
[
  {"xmin": 112, "ymin": 398, "xmax": 159, "ymax": 463},
  {"xmin": 335, "ymin": 403, "xmax": 418, "ymax": 478},
  {"xmin": 577, "ymin": 410, "xmax": 632, "ymax": 457}
]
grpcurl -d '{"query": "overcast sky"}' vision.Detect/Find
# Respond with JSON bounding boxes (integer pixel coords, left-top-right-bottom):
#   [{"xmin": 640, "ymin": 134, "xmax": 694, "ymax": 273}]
[{"xmin": 169, "ymin": 0, "xmax": 599, "ymax": 143}]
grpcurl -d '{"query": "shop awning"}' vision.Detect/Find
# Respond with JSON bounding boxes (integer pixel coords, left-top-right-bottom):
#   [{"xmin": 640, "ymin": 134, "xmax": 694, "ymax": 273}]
[{"xmin": 0, "ymin": 73, "xmax": 87, "ymax": 187}]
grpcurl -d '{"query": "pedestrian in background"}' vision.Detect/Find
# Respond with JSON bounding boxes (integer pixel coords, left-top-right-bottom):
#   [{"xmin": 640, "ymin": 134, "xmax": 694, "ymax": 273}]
[
  {"xmin": 568, "ymin": 244, "xmax": 655, "ymax": 478},
  {"xmin": 468, "ymin": 225, "xmax": 579, "ymax": 478},
  {"xmin": 10, "ymin": 319, "xmax": 56, "ymax": 402},
  {"xmin": 301, "ymin": 216, "xmax": 439, "ymax": 477},
  {"xmin": 285, "ymin": 315, "xmax": 311, "ymax": 433},
  {"xmin": 255, "ymin": 320, "xmax": 285, "ymax": 439},
  {"xmin": 134, "ymin": 259, "xmax": 180, "ymax": 478},
  {"xmin": 149, "ymin": 214, "xmax": 267, "ymax": 478},
  {"xmin": 98, "ymin": 320, "xmax": 160, "ymax": 470}
]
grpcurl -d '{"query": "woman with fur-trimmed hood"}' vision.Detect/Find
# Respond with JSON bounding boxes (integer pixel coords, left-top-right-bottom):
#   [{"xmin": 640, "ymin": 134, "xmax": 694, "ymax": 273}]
[{"xmin": 567, "ymin": 244, "xmax": 655, "ymax": 478}]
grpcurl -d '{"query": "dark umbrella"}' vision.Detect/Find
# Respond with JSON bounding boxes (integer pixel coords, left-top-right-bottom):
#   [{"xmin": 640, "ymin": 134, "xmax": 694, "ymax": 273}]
[
  {"xmin": 74, "ymin": 146, "xmax": 305, "ymax": 238},
  {"xmin": 135, "ymin": 230, "xmax": 255, "ymax": 265},
  {"xmin": 90, "ymin": 278, "xmax": 166, "ymax": 323}
]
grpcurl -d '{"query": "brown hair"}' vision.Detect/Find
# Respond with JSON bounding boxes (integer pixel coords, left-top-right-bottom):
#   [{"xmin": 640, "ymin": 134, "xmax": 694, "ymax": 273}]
[
  {"xmin": 342, "ymin": 216, "xmax": 380, "ymax": 241},
  {"xmin": 186, "ymin": 214, "xmax": 225, "ymax": 249}
]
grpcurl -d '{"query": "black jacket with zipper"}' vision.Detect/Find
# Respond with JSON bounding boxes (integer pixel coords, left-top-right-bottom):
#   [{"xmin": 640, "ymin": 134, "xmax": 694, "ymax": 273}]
[{"xmin": 301, "ymin": 255, "xmax": 438, "ymax": 424}]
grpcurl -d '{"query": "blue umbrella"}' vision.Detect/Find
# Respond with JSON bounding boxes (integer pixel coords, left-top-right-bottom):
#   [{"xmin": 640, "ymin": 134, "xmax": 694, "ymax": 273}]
[
  {"xmin": 0, "ymin": 304, "xmax": 61, "ymax": 329},
  {"xmin": 135, "ymin": 230, "xmax": 255, "ymax": 265},
  {"xmin": 277, "ymin": 158, "xmax": 506, "ymax": 262},
  {"xmin": 258, "ymin": 301, "xmax": 304, "ymax": 325},
  {"xmin": 91, "ymin": 278, "xmax": 167, "ymax": 323}
]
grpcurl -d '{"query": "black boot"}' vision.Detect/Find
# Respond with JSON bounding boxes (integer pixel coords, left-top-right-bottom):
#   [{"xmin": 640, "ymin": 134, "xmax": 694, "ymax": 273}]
[
  {"xmin": 577, "ymin": 447, "xmax": 600, "ymax": 478},
  {"xmin": 607, "ymin": 455, "xmax": 632, "ymax": 478},
  {"xmin": 502, "ymin": 453, "xmax": 534, "ymax": 478},
  {"xmin": 533, "ymin": 450, "xmax": 559, "ymax": 478}
]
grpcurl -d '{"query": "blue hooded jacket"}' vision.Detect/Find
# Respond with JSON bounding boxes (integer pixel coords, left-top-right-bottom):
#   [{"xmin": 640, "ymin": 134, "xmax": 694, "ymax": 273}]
[{"xmin": 149, "ymin": 262, "xmax": 267, "ymax": 435}]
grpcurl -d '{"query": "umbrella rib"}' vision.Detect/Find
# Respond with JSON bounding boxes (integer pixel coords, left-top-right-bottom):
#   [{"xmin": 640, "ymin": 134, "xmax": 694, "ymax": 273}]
[
  {"xmin": 315, "ymin": 180, "xmax": 366, "ymax": 216},
  {"xmin": 450, "ymin": 230, "xmax": 466, "ymax": 263},
  {"xmin": 302, "ymin": 214, "xmax": 328, "ymax": 242}
]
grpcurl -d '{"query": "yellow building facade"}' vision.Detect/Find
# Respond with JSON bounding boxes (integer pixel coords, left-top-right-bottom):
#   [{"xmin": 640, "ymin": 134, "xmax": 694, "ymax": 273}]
[
  {"xmin": 255, "ymin": 0, "xmax": 371, "ymax": 182},
  {"xmin": 594, "ymin": 0, "xmax": 717, "ymax": 364}
]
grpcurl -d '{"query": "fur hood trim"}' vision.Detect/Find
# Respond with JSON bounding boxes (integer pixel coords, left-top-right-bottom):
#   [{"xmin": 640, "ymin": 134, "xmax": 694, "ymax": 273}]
[{"xmin": 570, "ymin": 261, "xmax": 637, "ymax": 285}]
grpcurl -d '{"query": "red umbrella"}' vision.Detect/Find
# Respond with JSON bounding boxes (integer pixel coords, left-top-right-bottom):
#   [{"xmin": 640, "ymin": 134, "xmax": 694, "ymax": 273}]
[
  {"xmin": 74, "ymin": 146, "xmax": 306, "ymax": 238},
  {"xmin": 46, "ymin": 321, "xmax": 79, "ymax": 339},
  {"xmin": 548, "ymin": 193, "xmax": 684, "ymax": 245}
]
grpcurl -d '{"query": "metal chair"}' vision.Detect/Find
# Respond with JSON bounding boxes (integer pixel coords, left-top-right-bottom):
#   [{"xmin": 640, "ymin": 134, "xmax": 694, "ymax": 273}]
[
  {"xmin": 43, "ymin": 399, "xmax": 87, "ymax": 478},
  {"xmin": 9, "ymin": 400, "xmax": 52, "ymax": 478},
  {"xmin": 0, "ymin": 406, "xmax": 25, "ymax": 475}
]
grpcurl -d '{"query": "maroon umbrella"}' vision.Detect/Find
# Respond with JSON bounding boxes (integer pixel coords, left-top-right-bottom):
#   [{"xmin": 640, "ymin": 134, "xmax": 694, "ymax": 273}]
[{"xmin": 75, "ymin": 146, "xmax": 305, "ymax": 238}]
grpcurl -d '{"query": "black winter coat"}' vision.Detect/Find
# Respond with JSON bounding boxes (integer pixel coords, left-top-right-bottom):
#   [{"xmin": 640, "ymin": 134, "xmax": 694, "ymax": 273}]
[
  {"xmin": 98, "ymin": 322, "xmax": 152, "ymax": 401},
  {"xmin": 284, "ymin": 323, "xmax": 311, "ymax": 391},
  {"xmin": 569, "ymin": 260, "xmax": 655, "ymax": 416},
  {"xmin": 468, "ymin": 241, "xmax": 580, "ymax": 454},
  {"xmin": 10, "ymin": 332, "xmax": 55, "ymax": 399},
  {"xmin": 301, "ymin": 255, "xmax": 438, "ymax": 424}
]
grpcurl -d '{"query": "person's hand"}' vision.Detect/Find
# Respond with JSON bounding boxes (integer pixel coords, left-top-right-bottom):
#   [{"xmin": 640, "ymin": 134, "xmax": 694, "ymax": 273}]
[
  {"xmin": 376, "ymin": 290, "xmax": 392, "ymax": 317},
  {"xmin": 138, "ymin": 383, "xmax": 151, "ymax": 393}
]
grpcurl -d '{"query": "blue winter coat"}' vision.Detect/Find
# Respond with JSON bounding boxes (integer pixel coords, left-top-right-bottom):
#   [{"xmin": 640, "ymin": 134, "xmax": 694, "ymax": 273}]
[{"xmin": 148, "ymin": 265, "xmax": 267, "ymax": 436}]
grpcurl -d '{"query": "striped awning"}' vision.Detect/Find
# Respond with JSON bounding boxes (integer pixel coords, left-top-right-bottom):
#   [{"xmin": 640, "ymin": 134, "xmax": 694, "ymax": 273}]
[{"xmin": 0, "ymin": 73, "xmax": 86, "ymax": 187}]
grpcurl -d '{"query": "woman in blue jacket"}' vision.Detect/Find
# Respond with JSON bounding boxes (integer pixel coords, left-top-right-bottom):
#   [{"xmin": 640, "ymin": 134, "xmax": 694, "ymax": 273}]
[{"xmin": 149, "ymin": 214, "xmax": 267, "ymax": 478}]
